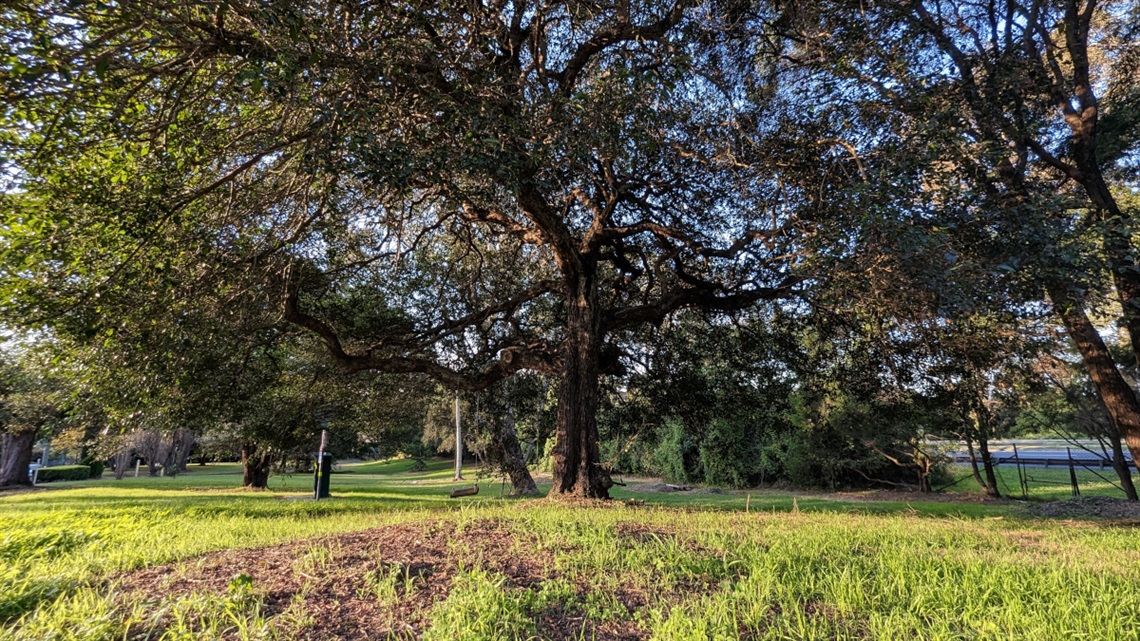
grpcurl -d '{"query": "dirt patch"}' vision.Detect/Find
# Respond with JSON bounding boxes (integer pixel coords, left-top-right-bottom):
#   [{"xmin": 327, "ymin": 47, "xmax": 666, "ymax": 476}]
[
  {"xmin": 0, "ymin": 484, "xmax": 47, "ymax": 495},
  {"xmin": 120, "ymin": 520, "xmax": 550, "ymax": 639},
  {"xmin": 117, "ymin": 519, "xmax": 682, "ymax": 640},
  {"xmin": 813, "ymin": 488, "xmax": 1012, "ymax": 504},
  {"xmin": 631, "ymin": 483, "xmax": 693, "ymax": 493},
  {"xmin": 614, "ymin": 521, "xmax": 675, "ymax": 543},
  {"xmin": 537, "ymin": 603, "xmax": 647, "ymax": 641},
  {"xmin": 116, "ymin": 515, "xmax": 759, "ymax": 640},
  {"xmin": 1023, "ymin": 496, "xmax": 1140, "ymax": 521}
]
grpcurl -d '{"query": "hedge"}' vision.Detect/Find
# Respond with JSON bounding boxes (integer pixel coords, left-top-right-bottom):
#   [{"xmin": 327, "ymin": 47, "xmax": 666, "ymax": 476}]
[{"xmin": 35, "ymin": 465, "xmax": 95, "ymax": 483}]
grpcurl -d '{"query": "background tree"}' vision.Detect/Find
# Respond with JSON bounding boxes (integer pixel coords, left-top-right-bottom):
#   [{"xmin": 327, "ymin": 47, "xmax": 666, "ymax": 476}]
[
  {"xmin": 779, "ymin": 0, "xmax": 1140, "ymax": 468},
  {"xmin": 0, "ymin": 345, "xmax": 66, "ymax": 486},
  {"xmin": 1020, "ymin": 350, "xmax": 1139, "ymax": 499}
]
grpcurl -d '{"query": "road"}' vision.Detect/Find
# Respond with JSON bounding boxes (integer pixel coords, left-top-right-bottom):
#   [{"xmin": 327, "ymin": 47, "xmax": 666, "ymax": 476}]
[{"xmin": 943, "ymin": 439, "xmax": 1135, "ymax": 469}]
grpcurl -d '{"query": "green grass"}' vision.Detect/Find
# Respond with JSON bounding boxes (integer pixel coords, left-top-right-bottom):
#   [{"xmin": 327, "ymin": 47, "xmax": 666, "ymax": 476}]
[
  {"xmin": 2, "ymin": 459, "xmax": 1139, "ymax": 640},
  {"xmin": 946, "ymin": 463, "xmax": 1134, "ymax": 500}
]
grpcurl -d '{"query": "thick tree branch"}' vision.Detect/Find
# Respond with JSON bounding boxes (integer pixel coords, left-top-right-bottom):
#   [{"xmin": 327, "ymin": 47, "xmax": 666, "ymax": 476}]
[
  {"xmin": 604, "ymin": 276, "xmax": 800, "ymax": 333},
  {"xmin": 283, "ymin": 286, "xmax": 558, "ymax": 389},
  {"xmin": 552, "ymin": 1, "xmax": 689, "ymax": 98}
]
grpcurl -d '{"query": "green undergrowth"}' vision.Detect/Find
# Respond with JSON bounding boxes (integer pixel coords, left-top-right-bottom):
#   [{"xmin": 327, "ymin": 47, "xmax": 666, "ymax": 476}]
[{"xmin": 2, "ymin": 459, "xmax": 1139, "ymax": 640}]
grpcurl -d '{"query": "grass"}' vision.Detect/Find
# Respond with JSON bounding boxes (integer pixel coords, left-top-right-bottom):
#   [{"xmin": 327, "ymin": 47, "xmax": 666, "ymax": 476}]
[
  {"xmin": 2, "ymin": 459, "xmax": 1139, "ymax": 640},
  {"xmin": 946, "ymin": 463, "xmax": 1134, "ymax": 500}
]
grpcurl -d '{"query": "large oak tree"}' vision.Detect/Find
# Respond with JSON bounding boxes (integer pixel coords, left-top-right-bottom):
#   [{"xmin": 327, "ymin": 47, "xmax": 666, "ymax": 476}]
[{"xmin": 1, "ymin": 2, "xmax": 836, "ymax": 497}]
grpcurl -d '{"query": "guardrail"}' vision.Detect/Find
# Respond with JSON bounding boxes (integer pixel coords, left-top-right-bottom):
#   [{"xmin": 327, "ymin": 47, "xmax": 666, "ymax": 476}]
[{"xmin": 948, "ymin": 453, "xmax": 1136, "ymax": 469}]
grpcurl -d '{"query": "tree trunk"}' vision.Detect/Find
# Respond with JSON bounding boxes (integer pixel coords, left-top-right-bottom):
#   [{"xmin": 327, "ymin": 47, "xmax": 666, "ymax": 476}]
[
  {"xmin": 0, "ymin": 429, "xmax": 36, "ymax": 487},
  {"xmin": 977, "ymin": 434, "xmax": 1001, "ymax": 499},
  {"xmin": 1066, "ymin": 109, "xmax": 1140, "ymax": 369},
  {"xmin": 241, "ymin": 443, "xmax": 272, "ymax": 489},
  {"xmin": 1103, "ymin": 223, "xmax": 1140, "ymax": 369},
  {"xmin": 175, "ymin": 429, "xmax": 195, "ymax": 472},
  {"xmin": 1109, "ymin": 436, "xmax": 1139, "ymax": 501},
  {"xmin": 163, "ymin": 432, "xmax": 179, "ymax": 478},
  {"xmin": 496, "ymin": 403, "xmax": 539, "ymax": 496},
  {"xmin": 549, "ymin": 272, "xmax": 612, "ymax": 499},
  {"xmin": 1051, "ymin": 289, "xmax": 1140, "ymax": 471},
  {"xmin": 112, "ymin": 444, "xmax": 133, "ymax": 480},
  {"xmin": 965, "ymin": 436, "xmax": 985, "ymax": 490}
]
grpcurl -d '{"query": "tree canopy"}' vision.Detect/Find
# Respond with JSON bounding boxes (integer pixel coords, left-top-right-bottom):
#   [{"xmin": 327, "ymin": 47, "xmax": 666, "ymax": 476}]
[{"xmin": 2, "ymin": 0, "xmax": 1138, "ymax": 498}]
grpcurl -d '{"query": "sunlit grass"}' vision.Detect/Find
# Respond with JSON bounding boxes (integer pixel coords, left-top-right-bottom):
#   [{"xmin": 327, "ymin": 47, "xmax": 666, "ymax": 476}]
[
  {"xmin": 947, "ymin": 464, "xmax": 1132, "ymax": 500},
  {"xmin": 3, "ymin": 458, "xmax": 1139, "ymax": 639}
]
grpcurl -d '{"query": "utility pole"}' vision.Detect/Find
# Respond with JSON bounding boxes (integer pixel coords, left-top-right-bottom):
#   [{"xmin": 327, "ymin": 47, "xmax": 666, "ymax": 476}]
[{"xmin": 454, "ymin": 394, "xmax": 463, "ymax": 480}]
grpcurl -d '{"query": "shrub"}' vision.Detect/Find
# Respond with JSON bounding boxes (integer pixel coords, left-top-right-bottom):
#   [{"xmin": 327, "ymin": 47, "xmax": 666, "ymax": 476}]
[
  {"xmin": 599, "ymin": 435, "xmax": 655, "ymax": 477},
  {"xmin": 651, "ymin": 419, "xmax": 701, "ymax": 484},
  {"xmin": 36, "ymin": 465, "xmax": 95, "ymax": 483},
  {"xmin": 698, "ymin": 418, "xmax": 764, "ymax": 488},
  {"xmin": 80, "ymin": 456, "xmax": 106, "ymax": 479}
]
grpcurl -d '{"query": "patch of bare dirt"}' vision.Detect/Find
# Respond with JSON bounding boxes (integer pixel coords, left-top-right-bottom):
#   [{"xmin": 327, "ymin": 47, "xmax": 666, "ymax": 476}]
[
  {"xmin": 812, "ymin": 488, "xmax": 1012, "ymax": 504},
  {"xmin": 0, "ymin": 484, "xmax": 47, "ymax": 495},
  {"xmin": 120, "ymin": 520, "xmax": 550, "ymax": 640},
  {"xmin": 118, "ymin": 519, "xmax": 676, "ymax": 640},
  {"xmin": 1024, "ymin": 496, "xmax": 1140, "ymax": 522},
  {"xmin": 536, "ymin": 602, "xmax": 647, "ymax": 641},
  {"xmin": 118, "ymin": 516, "xmax": 758, "ymax": 640}
]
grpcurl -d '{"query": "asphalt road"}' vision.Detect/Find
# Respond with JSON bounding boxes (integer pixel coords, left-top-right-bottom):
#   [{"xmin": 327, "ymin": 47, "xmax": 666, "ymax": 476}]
[{"xmin": 946, "ymin": 439, "xmax": 1134, "ymax": 468}]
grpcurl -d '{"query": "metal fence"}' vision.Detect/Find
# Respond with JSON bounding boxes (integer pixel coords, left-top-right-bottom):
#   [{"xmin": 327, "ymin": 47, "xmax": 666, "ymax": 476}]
[{"xmin": 942, "ymin": 444, "xmax": 1135, "ymax": 499}]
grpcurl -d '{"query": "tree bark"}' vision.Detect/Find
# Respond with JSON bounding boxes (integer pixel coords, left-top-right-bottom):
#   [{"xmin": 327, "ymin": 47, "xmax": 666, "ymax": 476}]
[
  {"xmin": 1109, "ymin": 436, "xmax": 1138, "ymax": 501},
  {"xmin": 1099, "ymin": 213, "xmax": 1140, "ymax": 369},
  {"xmin": 977, "ymin": 433, "xmax": 1001, "ymax": 499},
  {"xmin": 549, "ymin": 270, "xmax": 612, "ymax": 499},
  {"xmin": 1051, "ymin": 290, "xmax": 1140, "ymax": 470},
  {"xmin": 175, "ymin": 429, "xmax": 195, "ymax": 472},
  {"xmin": 0, "ymin": 429, "xmax": 36, "ymax": 487},
  {"xmin": 1053, "ymin": 0, "xmax": 1140, "ymax": 369},
  {"xmin": 112, "ymin": 442, "xmax": 133, "ymax": 480},
  {"xmin": 241, "ymin": 442, "xmax": 272, "ymax": 489},
  {"xmin": 495, "ymin": 403, "xmax": 539, "ymax": 496},
  {"xmin": 965, "ymin": 437, "xmax": 985, "ymax": 490}
]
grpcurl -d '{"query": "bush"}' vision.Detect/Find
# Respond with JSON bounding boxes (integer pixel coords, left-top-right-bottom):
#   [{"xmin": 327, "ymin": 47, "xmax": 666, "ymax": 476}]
[
  {"xmin": 35, "ymin": 465, "xmax": 94, "ymax": 483},
  {"xmin": 599, "ymin": 435, "xmax": 655, "ymax": 477},
  {"xmin": 698, "ymin": 418, "xmax": 764, "ymax": 488},
  {"xmin": 651, "ymin": 419, "xmax": 701, "ymax": 484},
  {"xmin": 81, "ymin": 456, "xmax": 105, "ymax": 479},
  {"xmin": 780, "ymin": 391, "xmax": 948, "ymax": 490}
]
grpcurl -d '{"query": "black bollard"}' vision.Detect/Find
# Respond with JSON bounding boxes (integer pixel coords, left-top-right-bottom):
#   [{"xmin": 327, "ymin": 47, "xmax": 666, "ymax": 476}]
[
  {"xmin": 313, "ymin": 429, "xmax": 331, "ymax": 500},
  {"xmin": 314, "ymin": 452, "xmax": 332, "ymax": 499}
]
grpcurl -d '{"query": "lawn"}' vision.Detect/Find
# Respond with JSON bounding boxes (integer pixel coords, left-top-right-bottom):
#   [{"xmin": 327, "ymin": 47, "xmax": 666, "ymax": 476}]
[
  {"xmin": 945, "ymin": 463, "xmax": 1133, "ymax": 500},
  {"xmin": 2, "ymin": 460, "xmax": 1139, "ymax": 640}
]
